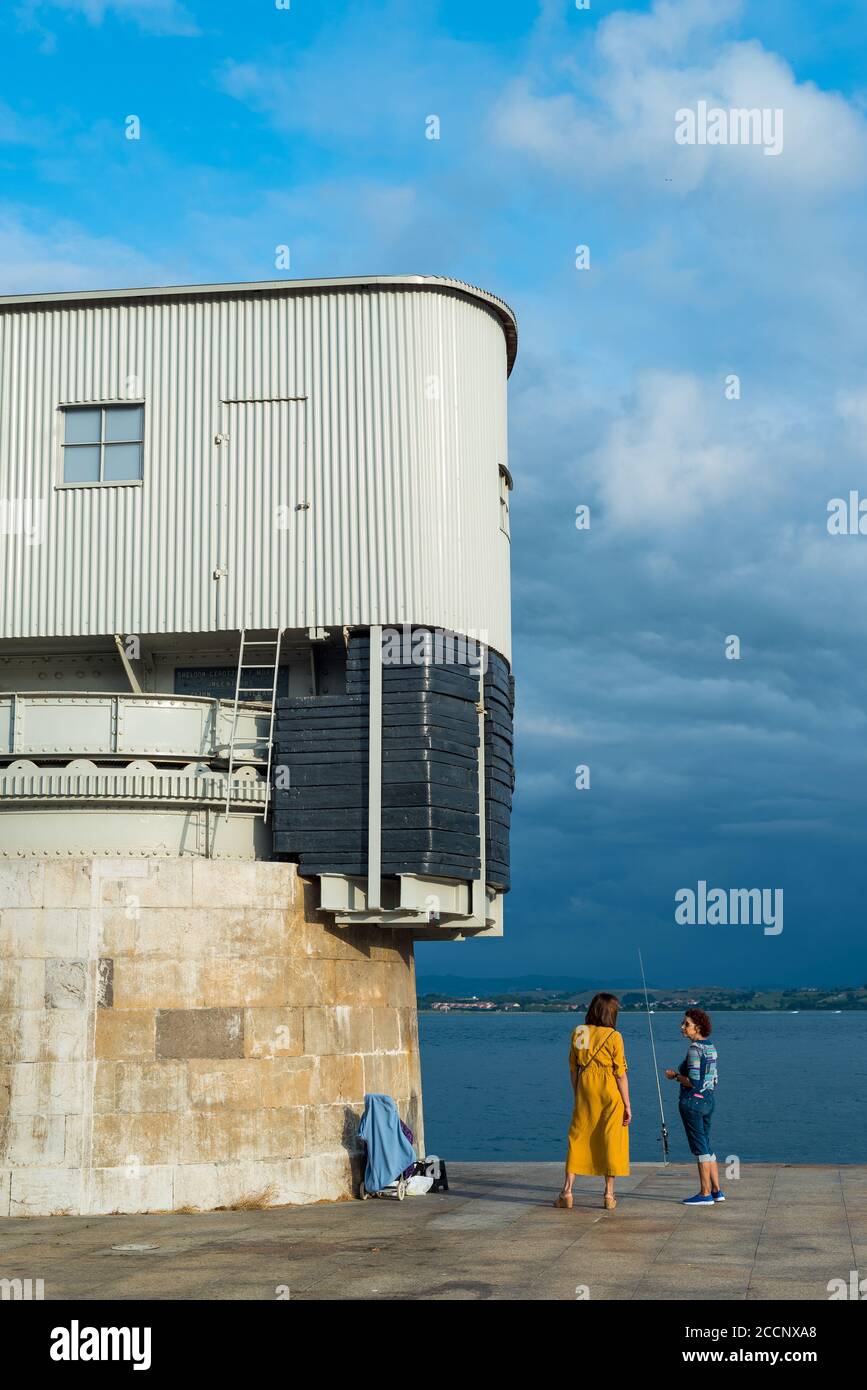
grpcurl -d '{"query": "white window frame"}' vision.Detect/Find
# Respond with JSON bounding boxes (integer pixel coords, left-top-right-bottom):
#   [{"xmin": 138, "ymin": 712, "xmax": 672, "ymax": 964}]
[
  {"xmin": 57, "ymin": 401, "xmax": 145, "ymax": 489},
  {"xmin": 498, "ymin": 464, "xmax": 513, "ymax": 539}
]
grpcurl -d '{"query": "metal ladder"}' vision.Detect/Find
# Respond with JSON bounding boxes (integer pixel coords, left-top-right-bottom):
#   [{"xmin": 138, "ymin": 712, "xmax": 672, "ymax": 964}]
[{"xmin": 225, "ymin": 628, "xmax": 284, "ymax": 819}]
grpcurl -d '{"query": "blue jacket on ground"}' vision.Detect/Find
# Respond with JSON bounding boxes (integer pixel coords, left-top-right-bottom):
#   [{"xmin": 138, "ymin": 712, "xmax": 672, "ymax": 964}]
[{"xmin": 358, "ymin": 1093, "xmax": 416, "ymax": 1193}]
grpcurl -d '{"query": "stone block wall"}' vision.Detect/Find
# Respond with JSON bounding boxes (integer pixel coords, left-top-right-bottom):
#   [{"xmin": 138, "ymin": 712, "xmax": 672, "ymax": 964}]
[{"xmin": 0, "ymin": 859, "xmax": 423, "ymax": 1215}]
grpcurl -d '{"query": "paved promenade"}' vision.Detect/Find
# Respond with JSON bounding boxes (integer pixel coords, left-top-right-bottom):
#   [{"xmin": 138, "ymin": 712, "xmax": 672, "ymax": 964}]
[{"xmin": 1, "ymin": 1163, "xmax": 864, "ymax": 1300}]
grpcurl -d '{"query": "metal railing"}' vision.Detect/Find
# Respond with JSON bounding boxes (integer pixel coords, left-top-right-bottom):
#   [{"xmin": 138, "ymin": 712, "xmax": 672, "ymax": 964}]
[{"xmin": 0, "ymin": 691, "xmax": 270, "ymax": 763}]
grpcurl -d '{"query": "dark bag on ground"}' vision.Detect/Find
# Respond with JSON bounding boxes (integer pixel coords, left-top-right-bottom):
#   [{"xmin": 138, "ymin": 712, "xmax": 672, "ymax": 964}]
[{"xmin": 417, "ymin": 1155, "xmax": 449, "ymax": 1192}]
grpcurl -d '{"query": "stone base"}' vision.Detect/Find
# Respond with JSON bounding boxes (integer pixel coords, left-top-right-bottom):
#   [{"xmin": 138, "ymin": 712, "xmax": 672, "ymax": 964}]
[{"xmin": 0, "ymin": 859, "xmax": 423, "ymax": 1215}]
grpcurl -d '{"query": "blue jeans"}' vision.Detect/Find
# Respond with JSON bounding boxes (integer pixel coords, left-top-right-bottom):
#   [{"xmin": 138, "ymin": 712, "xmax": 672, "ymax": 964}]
[{"xmin": 679, "ymin": 1090, "xmax": 716, "ymax": 1163}]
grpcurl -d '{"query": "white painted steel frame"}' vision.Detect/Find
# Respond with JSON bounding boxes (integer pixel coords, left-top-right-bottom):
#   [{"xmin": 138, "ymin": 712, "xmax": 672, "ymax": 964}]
[{"xmin": 367, "ymin": 624, "xmax": 382, "ymax": 910}]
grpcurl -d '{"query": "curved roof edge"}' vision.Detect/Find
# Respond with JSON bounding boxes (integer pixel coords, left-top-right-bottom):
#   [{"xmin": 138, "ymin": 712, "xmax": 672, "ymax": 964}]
[{"xmin": 0, "ymin": 273, "xmax": 518, "ymax": 376}]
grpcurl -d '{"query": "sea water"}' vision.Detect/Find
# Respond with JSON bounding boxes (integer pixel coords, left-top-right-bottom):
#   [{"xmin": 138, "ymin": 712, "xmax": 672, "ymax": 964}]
[{"xmin": 418, "ymin": 1010, "xmax": 867, "ymax": 1164}]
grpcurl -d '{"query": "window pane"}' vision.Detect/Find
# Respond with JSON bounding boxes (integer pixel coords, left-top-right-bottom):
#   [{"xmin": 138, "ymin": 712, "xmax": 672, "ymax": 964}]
[
  {"xmin": 103, "ymin": 442, "xmax": 142, "ymax": 481},
  {"xmin": 64, "ymin": 408, "xmax": 101, "ymax": 444},
  {"xmin": 63, "ymin": 445, "xmax": 100, "ymax": 483},
  {"xmin": 104, "ymin": 405, "xmax": 143, "ymax": 443}
]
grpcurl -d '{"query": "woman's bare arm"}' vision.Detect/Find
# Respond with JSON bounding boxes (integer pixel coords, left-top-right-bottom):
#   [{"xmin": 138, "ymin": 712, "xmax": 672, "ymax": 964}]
[{"xmin": 616, "ymin": 1073, "xmax": 632, "ymax": 1124}]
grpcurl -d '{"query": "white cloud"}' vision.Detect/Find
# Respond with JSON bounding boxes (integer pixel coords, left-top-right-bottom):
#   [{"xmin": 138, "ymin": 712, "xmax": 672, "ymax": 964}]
[
  {"xmin": 518, "ymin": 714, "xmax": 584, "ymax": 741},
  {"xmin": 183, "ymin": 175, "xmax": 447, "ymax": 283},
  {"xmin": 0, "ymin": 101, "xmax": 50, "ymax": 147},
  {"xmin": 216, "ymin": 4, "xmax": 499, "ymax": 152},
  {"xmin": 0, "ymin": 209, "xmax": 171, "ymax": 293},
  {"xmin": 218, "ymin": 53, "xmax": 447, "ymax": 147},
  {"xmin": 589, "ymin": 370, "xmax": 755, "ymax": 529},
  {"xmin": 492, "ymin": 0, "xmax": 867, "ymax": 196},
  {"xmin": 596, "ymin": 0, "xmax": 743, "ymax": 67},
  {"xmin": 16, "ymin": 0, "xmax": 199, "ymax": 36},
  {"xmin": 837, "ymin": 385, "xmax": 867, "ymax": 455}
]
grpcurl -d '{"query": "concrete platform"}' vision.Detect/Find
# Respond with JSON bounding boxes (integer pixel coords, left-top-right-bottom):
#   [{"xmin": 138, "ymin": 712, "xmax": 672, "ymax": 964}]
[{"xmin": 2, "ymin": 1163, "xmax": 865, "ymax": 1301}]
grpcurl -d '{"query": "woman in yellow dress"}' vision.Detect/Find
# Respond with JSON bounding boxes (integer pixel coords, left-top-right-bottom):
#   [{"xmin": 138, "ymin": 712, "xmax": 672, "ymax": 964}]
[{"xmin": 554, "ymin": 992, "xmax": 631, "ymax": 1211}]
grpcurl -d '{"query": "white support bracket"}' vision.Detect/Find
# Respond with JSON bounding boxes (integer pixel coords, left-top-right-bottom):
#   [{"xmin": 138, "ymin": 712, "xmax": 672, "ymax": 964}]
[
  {"xmin": 114, "ymin": 634, "xmax": 143, "ymax": 695},
  {"xmin": 367, "ymin": 624, "xmax": 382, "ymax": 911},
  {"xmin": 317, "ymin": 873, "xmax": 502, "ymax": 936},
  {"xmin": 472, "ymin": 655, "xmax": 487, "ymax": 923}
]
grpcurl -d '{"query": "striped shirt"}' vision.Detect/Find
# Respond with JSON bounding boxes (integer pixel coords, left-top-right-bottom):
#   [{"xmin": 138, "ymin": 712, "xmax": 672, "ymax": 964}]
[{"xmin": 680, "ymin": 1041, "xmax": 718, "ymax": 1094}]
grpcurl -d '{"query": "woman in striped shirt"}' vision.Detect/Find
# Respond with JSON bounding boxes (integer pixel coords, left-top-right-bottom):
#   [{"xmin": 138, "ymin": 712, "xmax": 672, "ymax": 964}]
[{"xmin": 665, "ymin": 1008, "xmax": 723, "ymax": 1207}]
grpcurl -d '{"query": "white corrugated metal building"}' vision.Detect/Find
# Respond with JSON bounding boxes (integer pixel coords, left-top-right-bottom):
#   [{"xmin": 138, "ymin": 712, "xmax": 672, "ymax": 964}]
[
  {"xmin": 0, "ymin": 275, "xmax": 516, "ymax": 935},
  {"xmin": 0, "ymin": 276, "xmax": 514, "ymax": 652}
]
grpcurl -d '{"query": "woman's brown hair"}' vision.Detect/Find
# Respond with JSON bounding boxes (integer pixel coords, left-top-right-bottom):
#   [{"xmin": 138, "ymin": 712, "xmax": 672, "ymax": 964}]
[
  {"xmin": 585, "ymin": 992, "xmax": 620, "ymax": 1028},
  {"xmin": 685, "ymin": 1008, "xmax": 712, "ymax": 1038}
]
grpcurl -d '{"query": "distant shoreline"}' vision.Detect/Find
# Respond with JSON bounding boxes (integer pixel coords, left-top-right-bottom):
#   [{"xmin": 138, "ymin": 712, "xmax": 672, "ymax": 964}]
[
  {"xmin": 418, "ymin": 994, "xmax": 867, "ymax": 1015},
  {"xmin": 416, "ymin": 980, "xmax": 867, "ymax": 1011},
  {"xmin": 419, "ymin": 1005, "xmax": 867, "ymax": 1014}
]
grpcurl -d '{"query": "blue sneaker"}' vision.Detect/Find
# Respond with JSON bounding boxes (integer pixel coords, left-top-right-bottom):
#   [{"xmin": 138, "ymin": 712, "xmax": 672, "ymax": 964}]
[
  {"xmin": 712, "ymin": 1190, "xmax": 726, "ymax": 1202},
  {"xmin": 682, "ymin": 1193, "xmax": 715, "ymax": 1206}
]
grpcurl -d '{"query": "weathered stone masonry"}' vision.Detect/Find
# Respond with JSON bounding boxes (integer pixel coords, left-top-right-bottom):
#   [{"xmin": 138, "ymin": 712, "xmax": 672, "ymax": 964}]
[{"xmin": 0, "ymin": 859, "xmax": 423, "ymax": 1216}]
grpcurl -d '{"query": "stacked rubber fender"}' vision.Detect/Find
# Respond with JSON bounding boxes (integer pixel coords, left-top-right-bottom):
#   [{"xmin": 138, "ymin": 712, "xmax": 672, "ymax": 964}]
[
  {"xmin": 484, "ymin": 649, "xmax": 514, "ymax": 892},
  {"xmin": 271, "ymin": 630, "xmax": 513, "ymax": 890}
]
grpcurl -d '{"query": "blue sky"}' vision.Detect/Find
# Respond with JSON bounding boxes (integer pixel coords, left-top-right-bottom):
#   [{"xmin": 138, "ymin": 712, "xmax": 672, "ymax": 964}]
[{"xmin": 3, "ymin": 0, "xmax": 867, "ymax": 987}]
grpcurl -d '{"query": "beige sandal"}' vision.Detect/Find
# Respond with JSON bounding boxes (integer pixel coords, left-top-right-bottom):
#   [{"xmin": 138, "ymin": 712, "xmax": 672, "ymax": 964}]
[
  {"xmin": 553, "ymin": 1192, "xmax": 574, "ymax": 1209},
  {"xmin": 603, "ymin": 1195, "xmax": 617, "ymax": 1210}
]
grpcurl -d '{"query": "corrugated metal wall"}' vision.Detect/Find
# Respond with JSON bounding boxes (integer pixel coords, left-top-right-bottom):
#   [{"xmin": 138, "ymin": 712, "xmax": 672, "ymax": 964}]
[{"xmin": 0, "ymin": 285, "xmax": 512, "ymax": 656}]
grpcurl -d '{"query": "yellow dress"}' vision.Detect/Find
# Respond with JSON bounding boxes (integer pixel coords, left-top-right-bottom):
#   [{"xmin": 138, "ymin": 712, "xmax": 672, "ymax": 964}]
[{"xmin": 566, "ymin": 1025, "xmax": 630, "ymax": 1177}]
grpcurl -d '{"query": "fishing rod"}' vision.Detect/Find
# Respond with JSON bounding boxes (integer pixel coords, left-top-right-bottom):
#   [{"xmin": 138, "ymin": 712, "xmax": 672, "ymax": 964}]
[{"xmin": 638, "ymin": 948, "xmax": 670, "ymax": 1165}]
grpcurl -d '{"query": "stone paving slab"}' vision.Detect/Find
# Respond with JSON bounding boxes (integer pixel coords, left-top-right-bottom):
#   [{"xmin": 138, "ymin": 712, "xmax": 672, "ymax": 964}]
[{"xmin": 0, "ymin": 1162, "xmax": 862, "ymax": 1301}]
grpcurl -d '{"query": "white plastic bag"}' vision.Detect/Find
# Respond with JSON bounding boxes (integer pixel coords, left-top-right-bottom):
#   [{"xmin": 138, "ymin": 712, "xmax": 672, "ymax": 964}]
[{"xmin": 405, "ymin": 1173, "xmax": 434, "ymax": 1196}]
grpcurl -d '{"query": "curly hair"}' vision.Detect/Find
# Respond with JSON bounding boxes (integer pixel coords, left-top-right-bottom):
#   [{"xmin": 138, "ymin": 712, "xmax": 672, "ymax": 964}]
[{"xmin": 685, "ymin": 1007, "xmax": 712, "ymax": 1038}]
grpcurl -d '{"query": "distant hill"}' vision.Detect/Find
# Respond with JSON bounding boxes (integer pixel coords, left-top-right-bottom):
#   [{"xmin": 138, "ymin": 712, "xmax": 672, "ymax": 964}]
[
  {"xmin": 416, "ymin": 974, "xmax": 617, "ymax": 997},
  {"xmin": 416, "ymin": 978, "xmax": 867, "ymax": 1012}
]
